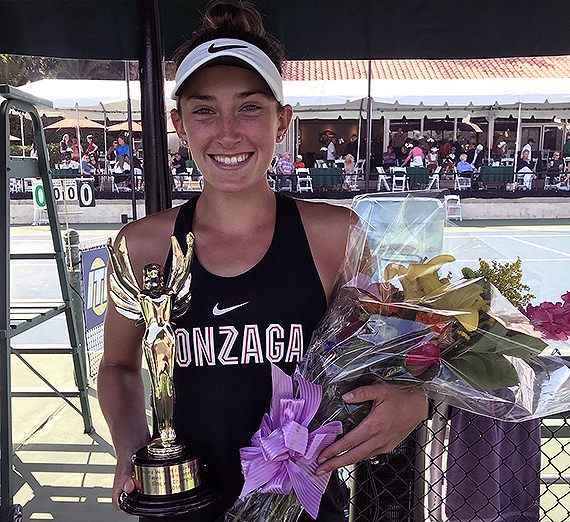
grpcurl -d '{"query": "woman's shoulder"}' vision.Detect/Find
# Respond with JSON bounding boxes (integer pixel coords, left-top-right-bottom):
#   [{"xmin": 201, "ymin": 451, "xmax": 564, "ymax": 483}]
[
  {"xmin": 295, "ymin": 199, "xmax": 352, "ymax": 298},
  {"xmin": 113, "ymin": 206, "xmax": 181, "ymax": 282}
]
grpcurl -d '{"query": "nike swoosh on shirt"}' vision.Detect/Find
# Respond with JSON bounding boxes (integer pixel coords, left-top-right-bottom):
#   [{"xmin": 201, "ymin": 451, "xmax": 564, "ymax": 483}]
[
  {"xmin": 208, "ymin": 43, "xmax": 248, "ymax": 54},
  {"xmin": 212, "ymin": 302, "xmax": 249, "ymax": 316}
]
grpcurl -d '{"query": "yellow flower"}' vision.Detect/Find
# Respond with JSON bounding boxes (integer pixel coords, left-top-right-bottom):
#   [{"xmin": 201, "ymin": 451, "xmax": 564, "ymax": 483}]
[{"xmin": 384, "ymin": 255, "xmax": 488, "ymax": 331}]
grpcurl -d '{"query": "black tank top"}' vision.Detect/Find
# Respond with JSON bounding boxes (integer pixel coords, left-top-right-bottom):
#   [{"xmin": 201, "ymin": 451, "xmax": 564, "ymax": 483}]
[{"xmin": 144, "ymin": 193, "xmax": 346, "ymax": 522}]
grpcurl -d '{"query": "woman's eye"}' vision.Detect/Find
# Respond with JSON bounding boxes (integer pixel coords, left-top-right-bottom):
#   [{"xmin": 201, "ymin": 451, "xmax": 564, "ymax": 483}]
[
  {"xmin": 193, "ymin": 107, "xmax": 213, "ymax": 115},
  {"xmin": 242, "ymin": 104, "xmax": 261, "ymax": 112}
]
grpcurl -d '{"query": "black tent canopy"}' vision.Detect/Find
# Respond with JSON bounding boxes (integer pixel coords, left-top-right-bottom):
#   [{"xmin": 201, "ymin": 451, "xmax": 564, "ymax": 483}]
[
  {"xmin": 2, "ymin": 0, "xmax": 570, "ymax": 61},
  {"xmin": 2, "ymin": 0, "xmax": 570, "ymax": 212}
]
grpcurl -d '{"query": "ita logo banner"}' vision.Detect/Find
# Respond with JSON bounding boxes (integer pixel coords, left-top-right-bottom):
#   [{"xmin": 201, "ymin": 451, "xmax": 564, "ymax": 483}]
[{"xmin": 82, "ymin": 247, "xmax": 109, "ymax": 330}]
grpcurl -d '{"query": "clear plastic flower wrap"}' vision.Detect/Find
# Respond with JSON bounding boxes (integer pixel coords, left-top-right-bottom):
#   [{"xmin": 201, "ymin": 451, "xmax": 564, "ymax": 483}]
[{"xmin": 224, "ymin": 195, "xmax": 570, "ymax": 522}]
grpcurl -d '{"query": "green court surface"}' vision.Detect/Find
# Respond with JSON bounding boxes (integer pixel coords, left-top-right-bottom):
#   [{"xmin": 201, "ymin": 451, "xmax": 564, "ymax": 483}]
[{"xmin": 6, "ymin": 218, "xmax": 570, "ymax": 521}]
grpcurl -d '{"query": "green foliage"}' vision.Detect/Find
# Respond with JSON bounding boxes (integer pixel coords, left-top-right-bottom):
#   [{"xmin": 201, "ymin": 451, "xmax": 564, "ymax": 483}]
[{"xmin": 462, "ymin": 258, "xmax": 535, "ymax": 307}]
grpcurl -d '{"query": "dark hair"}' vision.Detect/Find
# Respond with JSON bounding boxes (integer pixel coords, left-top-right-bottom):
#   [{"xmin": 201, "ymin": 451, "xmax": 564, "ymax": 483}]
[
  {"xmin": 171, "ymin": 1, "xmax": 286, "ymax": 74},
  {"xmin": 412, "ymin": 139, "xmax": 420, "ymax": 147}
]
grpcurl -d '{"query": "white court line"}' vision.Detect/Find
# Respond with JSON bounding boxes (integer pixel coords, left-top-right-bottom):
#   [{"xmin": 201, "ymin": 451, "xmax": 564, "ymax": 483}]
[
  {"xmin": 507, "ymin": 236, "xmax": 570, "ymax": 258},
  {"xmin": 449, "ymin": 234, "xmax": 570, "ymax": 239},
  {"xmin": 455, "ymin": 258, "xmax": 569, "ymax": 263}
]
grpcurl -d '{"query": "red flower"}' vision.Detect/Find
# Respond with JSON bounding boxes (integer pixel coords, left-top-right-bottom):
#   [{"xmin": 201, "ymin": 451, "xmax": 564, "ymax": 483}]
[
  {"xmin": 360, "ymin": 282, "xmax": 401, "ymax": 314},
  {"xmin": 405, "ymin": 342, "xmax": 441, "ymax": 376},
  {"xmin": 521, "ymin": 300, "xmax": 570, "ymax": 341}
]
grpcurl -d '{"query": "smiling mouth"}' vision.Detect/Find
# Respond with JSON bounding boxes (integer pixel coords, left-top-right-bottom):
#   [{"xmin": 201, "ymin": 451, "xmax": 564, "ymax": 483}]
[{"xmin": 210, "ymin": 153, "xmax": 253, "ymax": 165}]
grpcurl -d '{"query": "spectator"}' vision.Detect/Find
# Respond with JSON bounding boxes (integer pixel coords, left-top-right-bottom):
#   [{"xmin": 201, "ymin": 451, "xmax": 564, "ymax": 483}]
[
  {"xmin": 343, "ymin": 153, "xmax": 357, "ymax": 191},
  {"xmin": 59, "ymin": 155, "xmax": 80, "ymax": 169},
  {"xmin": 293, "ymin": 154, "xmax": 305, "ymax": 169},
  {"xmin": 275, "ymin": 151, "xmax": 296, "ymax": 191},
  {"xmin": 59, "ymin": 133, "xmax": 72, "ymax": 160},
  {"xmin": 391, "ymin": 127, "xmax": 406, "ymax": 163},
  {"xmin": 107, "ymin": 140, "xmax": 118, "ymax": 163},
  {"xmin": 521, "ymin": 138, "xmax": 535, "ymax": 159},
  {"xmin": 326, "ymin": 137, "xmax": 338, "ymax": 161},
  {"xmin": 517, "ymin": 149, "xmax": 534, "ymax": 172},
  {"xmin": 456, "ymin": 153, "xmax": 475, "ymax": 175},
  {"xmin": 88, "ymin": 152, "xmax": 98, "ymax": 172},
  {"xmin": 70, "ymin": 136, "xmax": 81, "ymax": 162},
  {"xmin": 86, "ymin": 134, "xmax": 99, "ymax": 156},
  {"xmin": 467, "ymin": 144, "xmax": 484, "ymax": 169},
  {"xmin": 371, "ymin": 135, "xmax": 383, "ymax": 168},
  {"xmin": 113, "ymin": 154, "xmax": 131, "ymax": 174},
  {"xmin": 439, "ymin": 139, "xmax": 451, "ymax": 160},
  {"xmin": 492, "ymin": 136, "xmax": 507, "ymax": 161},
  {"xmin": 116, "ymin": 134, "xmax": 131, "ymax": 159},
  {"xmin": 443, "ymin": 146, "xmax": 458, "ymax": 173},
  {"xmin": 517, "ymin": 149, "xmax": 536, "ymax": 189},
  {"xmin": 401, "ymin": 140, "xmax": 424, "ymax": 167},
  {"xmin": 81, "ymin": 154, "xmax": 95, "ymax": 175},
  {"xmin": 547, "ymin": 151, "xmax": 563, "ymax": 173},
  {"xmin": 343, "ymin": 134, "xmax": 358, "ymax": 158},
  {"xmin": 427, "ymin": 147, "xmax": 439, "ymax": 172},
  {"xmin": 170, "ymin": 152, "xmax": 187, "ymax": 189},
  {"xmin": 382, "ymin": 146, "xmax": 397, "ymax": 168}
]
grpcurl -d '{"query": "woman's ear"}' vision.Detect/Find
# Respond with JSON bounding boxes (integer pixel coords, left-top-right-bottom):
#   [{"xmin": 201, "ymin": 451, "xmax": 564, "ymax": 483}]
[
  {"xmin": 277, "ymin": 104, "xmax": 294, "ymax": 141},
  {"xmin": 171, "ymin": 109, "xmax": 187, "ymax": 143}
]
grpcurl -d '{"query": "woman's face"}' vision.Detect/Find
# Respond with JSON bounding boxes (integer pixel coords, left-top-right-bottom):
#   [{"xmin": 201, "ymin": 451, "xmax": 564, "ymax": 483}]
[{"xmin": 172, "ymin": 65, "xmax": 292, "ymax": 193}]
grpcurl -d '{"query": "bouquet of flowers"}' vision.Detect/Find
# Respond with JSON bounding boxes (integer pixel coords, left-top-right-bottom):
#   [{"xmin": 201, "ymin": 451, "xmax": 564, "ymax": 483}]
[{"xmin": 224, "ymin": 196, "xmax": 570, "ymax": 522}]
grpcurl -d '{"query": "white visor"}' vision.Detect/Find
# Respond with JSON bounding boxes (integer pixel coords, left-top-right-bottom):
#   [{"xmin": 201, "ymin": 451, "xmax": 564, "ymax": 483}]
[{"xmin": 171, "ymin": 38, "xmax": 284, "ymax": 105}]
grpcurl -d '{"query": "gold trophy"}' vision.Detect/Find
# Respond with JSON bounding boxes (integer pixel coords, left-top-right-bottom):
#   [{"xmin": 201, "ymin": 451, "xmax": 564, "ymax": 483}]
[{"xmin": 107, "ymin": 233, "xmax": 218, "ymax": 517}]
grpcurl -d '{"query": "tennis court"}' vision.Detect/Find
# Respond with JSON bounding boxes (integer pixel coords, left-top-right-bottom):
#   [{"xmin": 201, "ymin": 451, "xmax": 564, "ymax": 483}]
[{"xmin": 6, "ymin": 217, "xmax": 570, "ymax": 521}]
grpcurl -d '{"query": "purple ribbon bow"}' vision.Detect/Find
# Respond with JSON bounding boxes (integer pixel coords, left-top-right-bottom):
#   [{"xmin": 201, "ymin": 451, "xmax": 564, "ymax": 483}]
[{"xmin": 239, "ymin": 364, "xmax": 343, "ymax": 519}]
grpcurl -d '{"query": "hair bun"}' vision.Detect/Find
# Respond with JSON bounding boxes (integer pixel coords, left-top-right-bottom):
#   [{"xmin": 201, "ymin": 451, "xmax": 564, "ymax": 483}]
[{"xmin": 202, "ymin": 1, "xmax": 265, "ymax": 37}]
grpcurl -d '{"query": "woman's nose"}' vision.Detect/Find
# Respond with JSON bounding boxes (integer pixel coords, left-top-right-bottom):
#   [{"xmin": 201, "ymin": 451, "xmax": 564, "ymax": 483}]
[{"xmin": 216, "ymin": 115, "xmax": 241, "ymax": 146}]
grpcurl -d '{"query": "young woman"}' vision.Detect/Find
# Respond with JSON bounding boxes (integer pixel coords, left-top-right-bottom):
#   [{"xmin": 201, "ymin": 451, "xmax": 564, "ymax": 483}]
[
  {"xmin": 98, "ymin": 3, "xmax": 427, "ymax": 521},
  {"xmin": 401, "ymin": 139, "xmax": 424, "ymax": 167},
  {"xmin": 59, "ymin": 133, "xmax": 72, "ymax": 159}
]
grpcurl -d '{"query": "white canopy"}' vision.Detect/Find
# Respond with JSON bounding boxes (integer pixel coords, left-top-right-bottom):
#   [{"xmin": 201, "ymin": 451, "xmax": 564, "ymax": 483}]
[{"xmin": 17, "ymin": 77, "xmax": 570, "ymax": 121}]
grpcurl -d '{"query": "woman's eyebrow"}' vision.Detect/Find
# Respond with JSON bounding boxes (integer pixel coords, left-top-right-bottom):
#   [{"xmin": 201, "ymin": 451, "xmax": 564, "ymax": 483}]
[
  {"xmin": 185, "ymin": 93, "xmax": 215, "ymax": 101},
  {"xmin": 235, "ymin": 89, "xmax": 271, "ymax": 99}
]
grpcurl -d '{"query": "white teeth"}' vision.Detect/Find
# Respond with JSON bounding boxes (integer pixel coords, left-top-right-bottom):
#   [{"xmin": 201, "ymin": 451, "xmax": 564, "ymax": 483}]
[{"xmin": 212, "ymin": 154, "xmax": 250, "ymax": 165}]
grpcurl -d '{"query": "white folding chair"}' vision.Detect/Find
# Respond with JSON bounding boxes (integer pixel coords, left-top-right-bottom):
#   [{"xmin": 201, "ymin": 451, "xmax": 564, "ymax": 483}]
[
  {"xmin": 354, "ymin": 159, "xmax": 365, "ymax": 179},
  {"xmin": 454, "ymin": 174, "xmax": 472, "ymax": 190},
  {"xmin": 315, "ymin": 159, "xmax": 326, "ymax": 168},
  {"xmin": 500, "ymin": 157, "xmax": 514, "ymax": 167},
  {"xmin": 376, "ymin": 166, "xmax": 391, "ymax": 191},
  {"xmin": 444, "ymin": 194, "xmax": 462, "ymax": 221},
  {"xmin": 427, "ymin": 166, "xmax": 441, "ymax": 189},
  {"xmin": 267, "ymin": 176, "xmax": 276, "ymax": 191},
  {"xmin": 296, "ymin": 168, "xmax": 313, "ymax": 193},
  {"xmin": 390, "ymin": 167, "xmax": 408, "ymax": 192}
]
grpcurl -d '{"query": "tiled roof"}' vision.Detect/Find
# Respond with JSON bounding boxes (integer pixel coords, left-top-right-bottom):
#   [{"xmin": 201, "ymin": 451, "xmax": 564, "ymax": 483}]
[{"xmin": 282, "ymin": 56, "xmax": 570, "ymax": 81}]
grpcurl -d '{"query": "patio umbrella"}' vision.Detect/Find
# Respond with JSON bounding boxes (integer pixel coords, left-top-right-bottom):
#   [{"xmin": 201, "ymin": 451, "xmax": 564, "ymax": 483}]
[
  {"xmin": 107, "ymin": 121, "xmax": 142, "ymax": 132},
  {"xmin": 44, "ymin": 117, "xmax": 105, "ymax": 130}
]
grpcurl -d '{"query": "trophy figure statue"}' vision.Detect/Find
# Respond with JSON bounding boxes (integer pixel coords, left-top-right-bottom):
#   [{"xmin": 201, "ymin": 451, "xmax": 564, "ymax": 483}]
[{"xmin": 107, "ymin": 233, "xmax": 218, "ymax": 517}]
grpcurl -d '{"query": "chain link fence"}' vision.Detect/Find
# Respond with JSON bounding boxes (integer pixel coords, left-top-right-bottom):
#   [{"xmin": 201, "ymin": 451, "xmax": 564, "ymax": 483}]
[{"xmin": 344, "ymin": 402, "xmax": 570, "ymax": 521}]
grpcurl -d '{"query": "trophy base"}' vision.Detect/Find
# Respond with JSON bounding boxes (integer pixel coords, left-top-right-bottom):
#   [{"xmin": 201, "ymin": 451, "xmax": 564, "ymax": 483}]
[
  {"xmin": 119, "ymin": 486, "xmax": 219, "ymax": 517},
  {"xmin": 119, "ymin": 443, "xmax": 220, "ymax": 517}
]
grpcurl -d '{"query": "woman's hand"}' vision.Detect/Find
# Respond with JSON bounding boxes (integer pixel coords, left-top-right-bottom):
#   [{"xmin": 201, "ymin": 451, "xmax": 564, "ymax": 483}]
[
  {"xmin": 315, "ymin": 382, "xmax": 428, "ymax": 475},
  {"xmin": 111, "ymin": 457, "xmax": 138, "ymax": 511}
]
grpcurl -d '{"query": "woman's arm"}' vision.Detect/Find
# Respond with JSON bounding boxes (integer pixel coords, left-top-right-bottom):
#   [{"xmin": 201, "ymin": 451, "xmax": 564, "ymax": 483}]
[
  {"xmin": 299, "ymin": 201, "xmax": 428, "ymax": 474},
  {"xmin": 98, "ymin": 210, "xmax": 178, "ymax": 509}
]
